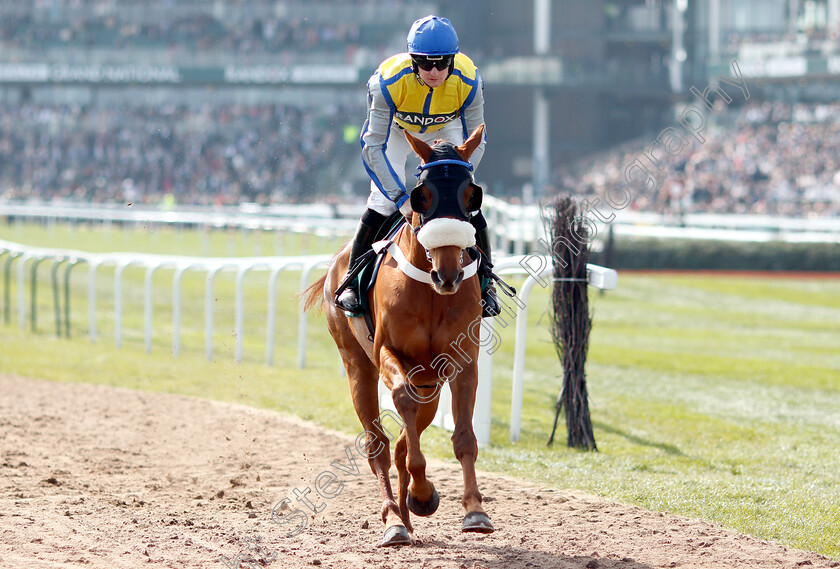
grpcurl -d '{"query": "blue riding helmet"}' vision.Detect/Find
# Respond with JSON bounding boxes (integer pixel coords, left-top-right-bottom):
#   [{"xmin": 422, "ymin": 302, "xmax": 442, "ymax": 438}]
[{"xmin": 406, "ymin": 15, "xmax": 460, "ymax": 56}]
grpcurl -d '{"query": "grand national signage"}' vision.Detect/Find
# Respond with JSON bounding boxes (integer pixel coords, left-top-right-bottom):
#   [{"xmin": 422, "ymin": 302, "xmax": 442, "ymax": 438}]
[
  {"xmin": 0, "ymin": 63, "xmax": 358, "ymax": 86},
  {"xmin": 0, "ymin": 63, "xmax": 182, "ymax": 84}
]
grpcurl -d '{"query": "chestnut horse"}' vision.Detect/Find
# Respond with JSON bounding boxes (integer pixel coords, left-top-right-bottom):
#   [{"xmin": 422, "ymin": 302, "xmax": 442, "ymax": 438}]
[{"xmin": 302, "ymin": 124, "xmax": 493, "ymax": 546}]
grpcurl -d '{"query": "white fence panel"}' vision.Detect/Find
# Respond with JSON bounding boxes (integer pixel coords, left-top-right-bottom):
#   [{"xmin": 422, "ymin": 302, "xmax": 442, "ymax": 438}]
[{"xmin": 0, "ymin": 239, "xmax": 329, "ymax": 364}]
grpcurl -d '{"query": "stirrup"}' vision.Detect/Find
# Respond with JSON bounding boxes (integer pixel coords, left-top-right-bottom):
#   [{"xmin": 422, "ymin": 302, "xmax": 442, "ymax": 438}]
[
  {"xmin": 335, "ymin": 285, "xmax": 363, "ymax": 316},
  {"xmin": 332, "ymin": 250, "xmax": 375, "ymax": 316}
]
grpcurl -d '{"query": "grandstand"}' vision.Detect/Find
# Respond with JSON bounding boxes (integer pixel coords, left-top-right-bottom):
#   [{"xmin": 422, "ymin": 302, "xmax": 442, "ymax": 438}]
[
  {"xmin": 0, "ymin": 0, "xmax": 418, "ymax": 204},
  {"xmin": 0, "ymin": 0, "xmax": 838, "ymax": 218},
  {"xmin": 0, "ymin": 1, "xmax": 418, "ymax": 66}
]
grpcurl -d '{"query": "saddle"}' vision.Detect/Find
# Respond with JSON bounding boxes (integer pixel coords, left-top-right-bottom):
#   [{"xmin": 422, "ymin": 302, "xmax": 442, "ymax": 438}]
[{"xmin": 332, "ymin": 212, "xmax": 405, "ymax": 336}]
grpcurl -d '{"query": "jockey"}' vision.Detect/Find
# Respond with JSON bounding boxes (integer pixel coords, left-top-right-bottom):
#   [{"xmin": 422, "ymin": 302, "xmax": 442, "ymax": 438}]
[{"xmin": 336, "ymin": 14, "xmax": 501, "ymax": 317}]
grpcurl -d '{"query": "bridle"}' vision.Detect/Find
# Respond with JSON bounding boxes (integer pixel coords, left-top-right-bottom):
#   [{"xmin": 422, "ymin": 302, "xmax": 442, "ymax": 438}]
[
  {"xmin": 374, "ymin": 143, "xmax": 483, "ymax": 284},
  {"xmin": 410, "ymin": 156, "xmax": 482, "ymax": 228}
]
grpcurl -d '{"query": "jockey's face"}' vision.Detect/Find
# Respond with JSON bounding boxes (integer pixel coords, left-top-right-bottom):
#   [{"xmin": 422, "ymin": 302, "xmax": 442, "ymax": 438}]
[{"xmin": 417, "ymin": 65, "xmax": 448, "ymax": 88}]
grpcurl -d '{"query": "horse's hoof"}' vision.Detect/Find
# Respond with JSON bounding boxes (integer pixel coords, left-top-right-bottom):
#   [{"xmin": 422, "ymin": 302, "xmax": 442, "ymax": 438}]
[
  {"xmin": 380, "ymin": 525, "xmax": 412, "ymax": 547},
  {"xmin": 407, "ymin": 486, "xmax": 439, "ymax": 517},
  {"xmin": 462, "ymin": 512, "xmax": 494, "ymax": 533}
]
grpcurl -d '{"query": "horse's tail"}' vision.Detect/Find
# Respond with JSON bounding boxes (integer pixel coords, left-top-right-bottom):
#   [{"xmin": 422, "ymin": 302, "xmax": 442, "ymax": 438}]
[{"xmin": 300, "ymin": 273, "xmax": 328, "ymax": 313}]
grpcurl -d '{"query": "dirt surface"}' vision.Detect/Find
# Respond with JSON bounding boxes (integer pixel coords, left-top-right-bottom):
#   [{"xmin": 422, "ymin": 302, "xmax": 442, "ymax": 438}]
[{"xmin": 1, "ymin": 375, "xmax": 837, "ymax": 569}]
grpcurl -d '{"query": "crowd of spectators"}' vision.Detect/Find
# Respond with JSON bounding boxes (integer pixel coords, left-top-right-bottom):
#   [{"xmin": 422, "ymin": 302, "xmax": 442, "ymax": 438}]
[
  {"xmin": 0, "ymin": 1, "xmax": 423, "ymax": 65},
  {"xmin": 3, "ymin": 99, "xmax": 839, "ymax": 217},
  {"xmin": 0, "ymin": 2, "xmax": 410, "ymax": 208},
  {"xmin": 19, "ymin": 0, "xmax": 391, "ymax": 6},
  {"xmin": 1, "ymin": 11, "xmax": 364, "ymax": 62},
  {"xmin": 724, "ymin": 27, "xmax": 840, "ymax": 59},
  {"xmin": 0, "ymin": 102, "xmax": 359, "ymax": 205},
  {"xmin": 559, "ymin": 100, "xmax": 840, "ymax": 218}
]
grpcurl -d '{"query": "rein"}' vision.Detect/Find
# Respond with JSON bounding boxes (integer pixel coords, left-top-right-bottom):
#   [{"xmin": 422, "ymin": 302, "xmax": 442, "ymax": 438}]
[{"xmin": 372, "ymin": 239, "xmax": 479, "ymax": 284}]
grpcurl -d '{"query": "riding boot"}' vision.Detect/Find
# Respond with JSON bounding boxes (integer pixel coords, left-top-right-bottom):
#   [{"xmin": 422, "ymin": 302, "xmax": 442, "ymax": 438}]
[
  {"xmin": 472, "ymin": 213, "xmax": 501, "ymax": 318},
  {"xmin": 335, "ymin": 208, "xmax": 388, "ymax": 314}
]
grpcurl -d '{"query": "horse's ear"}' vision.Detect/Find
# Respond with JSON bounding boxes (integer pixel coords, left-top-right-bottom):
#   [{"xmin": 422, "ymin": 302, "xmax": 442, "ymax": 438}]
[
  {"xmin": 404, "ymin": 130, "xmax": 434, "ymax": 163},
  {"xmin": 456, "ymin": 124, "xmax": 485, "ymax": 162}
]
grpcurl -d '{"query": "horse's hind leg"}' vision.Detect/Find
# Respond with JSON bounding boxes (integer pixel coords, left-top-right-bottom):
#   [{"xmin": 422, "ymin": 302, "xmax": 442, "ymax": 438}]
[{"xmin": 450, "ymin": 371, "xmax": 494, "ymax": 533}]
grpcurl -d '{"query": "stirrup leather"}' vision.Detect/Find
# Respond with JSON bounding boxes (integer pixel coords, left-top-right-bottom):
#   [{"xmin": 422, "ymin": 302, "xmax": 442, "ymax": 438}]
[{"xmin": 333, "ymin": 249, "xmax": 376, "ymax": 314}]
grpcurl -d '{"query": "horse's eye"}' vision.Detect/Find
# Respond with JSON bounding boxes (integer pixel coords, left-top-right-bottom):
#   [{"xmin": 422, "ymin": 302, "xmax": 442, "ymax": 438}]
[
  {"xmin": 464, "ymin": 183, "xmax": 483, "ymax": 212},
  {"xmin": 463, "ymin": 186, "xmax": 474, "ymax": 211},
  {"xmin": 419, "ymin": 187, "xmax": 433, "ymax": 211},
  {"xmin": 411, "ymin": 185, "xmax": 435, "ymax": 214}
]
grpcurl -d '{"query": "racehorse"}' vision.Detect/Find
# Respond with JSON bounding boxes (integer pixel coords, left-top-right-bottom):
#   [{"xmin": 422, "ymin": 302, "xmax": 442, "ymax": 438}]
[{"xmin": 302, "ymin": 124, "xmax": 494, "ymax": 546}]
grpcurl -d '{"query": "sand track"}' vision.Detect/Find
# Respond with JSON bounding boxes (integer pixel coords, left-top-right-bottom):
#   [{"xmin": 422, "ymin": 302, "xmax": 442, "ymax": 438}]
[{"xmin": 1, "ymin": 375, "xmax": 836, "ymax": 569}]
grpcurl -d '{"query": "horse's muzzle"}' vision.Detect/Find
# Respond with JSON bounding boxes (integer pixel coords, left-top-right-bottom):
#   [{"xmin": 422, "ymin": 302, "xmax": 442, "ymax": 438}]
[{"xmin": 430, "ymin": 268, "xmax": 464, "ymax": 294}]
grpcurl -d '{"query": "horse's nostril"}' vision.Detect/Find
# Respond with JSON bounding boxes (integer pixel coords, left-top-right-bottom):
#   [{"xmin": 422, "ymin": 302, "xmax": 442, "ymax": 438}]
[
  {"xmin": 430, "ymin": 270, "xmax": 442, "ymax": 286},
  {"xmin": 454, "ymin": 270, "xmax": 464, "ymax": 286}
]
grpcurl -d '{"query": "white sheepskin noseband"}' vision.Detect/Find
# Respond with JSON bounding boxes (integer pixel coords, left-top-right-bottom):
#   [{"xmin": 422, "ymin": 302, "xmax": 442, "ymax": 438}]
[{"xmin": 416, "ymin": 218, "xmax": 476, "ymax": 250}]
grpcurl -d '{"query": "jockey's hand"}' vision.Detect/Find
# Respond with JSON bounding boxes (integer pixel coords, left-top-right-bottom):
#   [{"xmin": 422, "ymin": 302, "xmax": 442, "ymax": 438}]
[{"xmin": 398, "ymin": 200, "xmax": 413, "ymax": 221}]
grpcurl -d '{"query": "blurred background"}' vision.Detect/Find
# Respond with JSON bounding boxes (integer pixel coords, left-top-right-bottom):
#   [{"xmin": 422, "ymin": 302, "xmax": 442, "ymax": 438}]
[{"xmin": 1, "ymin": 0, "xmax": 838, "ymax": 220}]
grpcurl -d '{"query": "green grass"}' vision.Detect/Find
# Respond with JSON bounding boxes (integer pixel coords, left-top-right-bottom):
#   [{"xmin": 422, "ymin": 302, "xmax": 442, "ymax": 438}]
[
  {"xmin": 0, "ymin": 217, "xmax": 347, "ymax": 257},
  {"xmin": 2, "ymin": 221, "xmax": 839, "ymax": 559}
]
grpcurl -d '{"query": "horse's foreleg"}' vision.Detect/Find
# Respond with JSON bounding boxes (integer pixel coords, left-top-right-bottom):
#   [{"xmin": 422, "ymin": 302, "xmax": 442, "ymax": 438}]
[
  {"xmin": 394, "ymin": 391, "xmax": 440, "ymax": 526},
  {"xmin": 450, "ymin": 372, "xmax": 494, "ymax": 533},
  {"xmin": 381, "ymin": 349, "xmax": 439, "ymax": 529},
  {"xmin": 326, "ymin": 263, "xmax": 410, "ymax": 546},
  {"xmin": 393, "ymin": 430, "xmax": 411, "ymax": 529},
  {"xmin": 344, "ymin": 366, "xmax": 407, "ymax": 545}
]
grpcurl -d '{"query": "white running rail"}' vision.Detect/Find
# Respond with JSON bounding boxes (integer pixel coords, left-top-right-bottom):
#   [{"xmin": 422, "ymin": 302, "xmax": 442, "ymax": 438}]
[
  {"xmin": 2, "ymin": 239, "xmax": 617, "ymax": 447},
  {"xmin": 0, "ymin": 239, "xmax": 329, "ymax": 365}
]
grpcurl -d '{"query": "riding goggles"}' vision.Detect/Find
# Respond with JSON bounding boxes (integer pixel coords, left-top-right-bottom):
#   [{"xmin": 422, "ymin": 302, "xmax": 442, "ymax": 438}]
[{"xmin": 412, "ymin": 55, "xmax": 453, "ymax": 72}]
